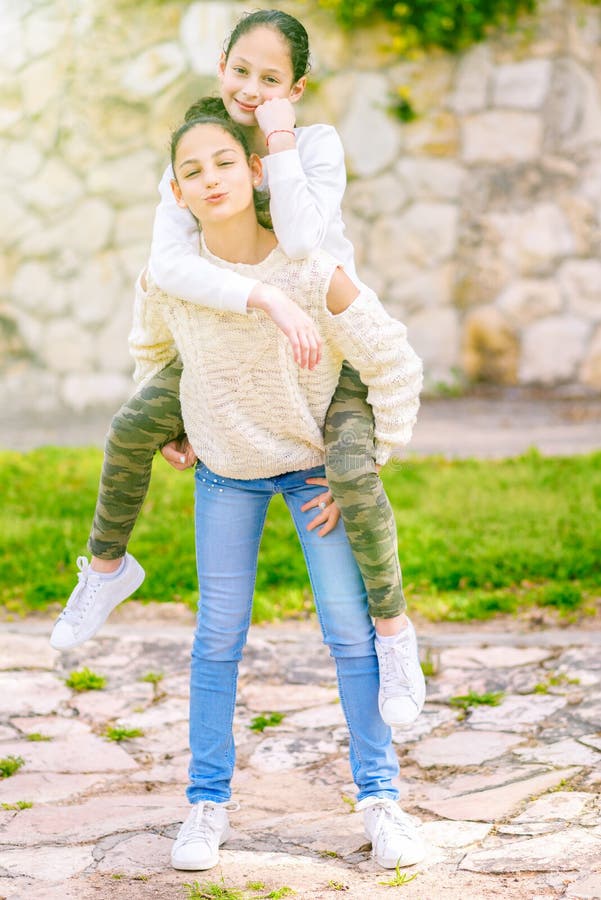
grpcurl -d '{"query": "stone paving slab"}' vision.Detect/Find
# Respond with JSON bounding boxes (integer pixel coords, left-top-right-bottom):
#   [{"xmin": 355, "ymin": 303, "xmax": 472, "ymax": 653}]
[{"xmin": 1, "ymin": 617, "xmax": 600, "ymax": 900}]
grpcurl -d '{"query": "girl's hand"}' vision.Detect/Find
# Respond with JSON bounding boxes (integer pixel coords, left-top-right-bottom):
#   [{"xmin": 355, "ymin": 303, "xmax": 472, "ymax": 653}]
[
  {"xmin": 161, "ymin": 437, "xmax": 197, "ymax": 471},
  {"xmin": 301, "ymin": 477, "xmax": 340, "ymax": 537},
  {"xmin": 255, "ymin": 97, "xmax": 296, "ymax": 138},
  {"xmin": 248, "ymin": 283, "xmax": 322, "ymax": 370}
]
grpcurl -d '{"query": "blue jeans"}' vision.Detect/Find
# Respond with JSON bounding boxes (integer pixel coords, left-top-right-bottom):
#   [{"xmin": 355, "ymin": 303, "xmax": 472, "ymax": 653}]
[{"xmin": 187, "ymin": 463, "xmax": 399, "ymax": 805}]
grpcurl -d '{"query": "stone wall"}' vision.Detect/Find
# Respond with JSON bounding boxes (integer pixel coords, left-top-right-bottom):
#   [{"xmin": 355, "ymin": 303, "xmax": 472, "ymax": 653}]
[{"xmin": 1, "ymin": 0, "xmax": 601, "ymax": 418}]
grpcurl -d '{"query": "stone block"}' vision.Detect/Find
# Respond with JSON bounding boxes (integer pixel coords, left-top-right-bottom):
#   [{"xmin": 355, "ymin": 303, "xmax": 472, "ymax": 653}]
[
  {"xmin": 438, "ymin": 646, "xmax": 553, "ymax": 670},
  {"xmin": 61, "ymin": 372, "xmax": 131, "ymax": 413},
  {"xmin": 418, "ymin": 766, "xmax": 581, "ymax": 822},
  {"xmin": 462, "ymin": 112, "xmax": 542, "ymax": 163},
  {"xmin": 0, "ymin": 772, "xmax": 108, "ymax": 805},
  {"xmin": 513, "ymin": 738, "xmax": 600, "ymax": 768},
  {"xmin": 403, "ymin": 111, "xmax": 459, "ymax": 157},
  {"xmin": 565, "ymin": 873, "xmax": 601, "ymax": 898},
  {"xmin": 248, "ymin": 736, "xmax": 338, "ymax": 773},
  {"xmin": 387, "ymin": 264, "xmax": 455, "ymax": 316},
  {"xmin": 19, "ymin": 157, "xmax": 83, "ymax": 213},
  {"xmin": 410, "ymin": 731, "xmax": 524, "ymax": 768},
  {"xmin": 405, "ymin": 306, "xmax": 460, "ymax": 385},
  {"xmin": 0, "ymin": 672, "xmax": 71, "ymax": 716},
  {"xmin": 11, "ymin": 261, "xmax": 70, "ymax": 319},
  {"xmin": 462, "ymin": 305, "xmax": 519, "ymax": 384},
  {"xmin": 38, "ymin": 318, "xmax": 94, "ymax": 374},
  {"xmin": 459, "ymin": 826, "xmax": 600, "ymax": 873},
  {"xmin": 493, "ymin": 60, "xmax": 552, "ymax": 109},
  {"xmin": 513, "ymin": 791, "xmax": 596, "ymax": 823},
  {"xmin": 339, "ymin": 73, "xmax": 402, "ymax": 177},
  {"xmin": 580, "ymin": 328, "xmax": 601, "ymax": 389},
  {"xmin": 0, "ymin": 633, "xmax": 59, "ymax": 670},
  {"xmin": 519, "ymin": 315, "xmax": 590, "ymax": 384},
  {"xmin": 0, "ymin": 734, "xmax": 138, "ymax": 774},
  {"xmin": 449, "ymin": 45, "xmax": 492, "ymax": 114},
  {"xmin": 559, "ymin": 259, "xmax": 601, "ymax": 321},
  {"xmin": 496, "ymin": 279, "xmax": 562, "ymax": 326},
  {"xmin": 181, "ymin": 2, "xmax": 245, "ymax": 75},
  {"xmin": 122, "ymin": 42, "xmax": 186, "ymax": 97},
  {"xmin": 87, "ymin": 150, "xmax": 160, "ymax": 204},
  {"xmin": 239, "ymin": 683, "xmax": 338, "ymax": 713},
  {"xmin": 0, "ymin": 845, "xmax": 94, "ymax": 882},
  {"xmin": 344, "ymin": 173, "xmax": 408, "ymax": 219},
  {"xmin": 21, "ymin": 55, "xmax": 63, "ymax": 118},
  {"xmin": 468, "ymin": 693, "xmax": 567, "ymax": 732},
  {"xmin": 546, "ymin": 59, "xmax": 601, "ymax": 152},
  {"xmin": 396, "ymin": 158, "xmax": 466, "ymax": 201},
  {"xmin": 0, "ymin": 793, "xmax": 185, "ymax": 846},
  {"xmin": 391, "ymin": 707, "xmax": 458, "ymax": 745},
  {"xmin": 421, "ymin": 820, "xmax": 492, "ymax": 849},
  {"xmin": 95, "ymin": 832, "xmax": 173, "ymax": 874}
]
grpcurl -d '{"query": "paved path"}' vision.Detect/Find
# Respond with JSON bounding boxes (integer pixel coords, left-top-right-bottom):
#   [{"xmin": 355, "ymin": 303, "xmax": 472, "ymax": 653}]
[
  {"xmin": 2, "ymin": 393, "xmax": 601, "ymax": 458},
  {"xmin": 1, "ymin": 615, "xmax": 600, "ymax": 900}
]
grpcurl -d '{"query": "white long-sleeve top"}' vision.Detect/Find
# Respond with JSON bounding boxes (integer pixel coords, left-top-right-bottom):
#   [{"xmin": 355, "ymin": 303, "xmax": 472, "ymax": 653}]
[
  {"xmin": 148, "ymin": 124, "xmax": 358, "ymax": 315},
  {"xmin": 131, "ymin": 240, "xmax": 422, "ymax": 479}
]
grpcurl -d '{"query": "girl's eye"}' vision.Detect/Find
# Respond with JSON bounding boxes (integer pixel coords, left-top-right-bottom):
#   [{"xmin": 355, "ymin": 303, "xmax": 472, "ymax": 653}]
[
  {"xmin": 264, "ymin": 77, "xmax": 279, "ymax": 84},
  {"xmin": 184, "ymin": 170, "xmax": 200, "ymax": 178},
  {"xmin": 233, "ymin": 66, "xmax": 247, "ymax": 75},
  {"xmin": 218, "ymin": 161, "xmax": 234, "ymax": 167}
]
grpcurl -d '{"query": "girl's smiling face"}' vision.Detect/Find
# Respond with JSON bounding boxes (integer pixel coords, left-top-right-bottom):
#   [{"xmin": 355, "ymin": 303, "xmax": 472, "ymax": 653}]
[
  {"xmin": 218, "ymin": 25, "xmax": 305, "ymax": 126},
  {"xmin": 171, "ymin": 123, "xmax": 262, "ymax": 226}
]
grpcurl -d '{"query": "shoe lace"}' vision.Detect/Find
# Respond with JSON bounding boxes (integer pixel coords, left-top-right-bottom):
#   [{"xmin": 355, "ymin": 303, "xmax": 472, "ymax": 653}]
[
  {"xmin": 378, "ymin": 639, "xmax": 412, "ymax": 699},
  {"xmin": 180, "ymin": 801, "xmax": 239, "ymax": 846},
  {"xmin": 59, "ymin": 557, "xmax": 103, "ymax": 626}
]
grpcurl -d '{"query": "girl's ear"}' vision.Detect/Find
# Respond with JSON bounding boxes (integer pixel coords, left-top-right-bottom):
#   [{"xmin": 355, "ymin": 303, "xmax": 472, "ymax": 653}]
[
  {"xmin": 289, "ymin": 76, "xmax": 307, "ymax": 104},
  {"xmin": 171, "ymin": 178, "xmax": 188, "ymax": 210},
  {"xmin": 249, "ymin": 153, "xmax": 263, "ymax": 187},
  {"xmin": 217, "ymin": 52, "xmax": 226, "ymax": 82}
]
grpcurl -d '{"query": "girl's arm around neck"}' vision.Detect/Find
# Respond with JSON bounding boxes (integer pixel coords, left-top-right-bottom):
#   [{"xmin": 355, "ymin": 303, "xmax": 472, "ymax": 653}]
[
  {"xmin": 324, "ymin": 270, "xmax": 423, "ymax": 465},
  {"xmin": 148, "ymin": 165, "xmax": 259, "ymax": 314},
  {"xmin": 264, "ymin": 125, "xmax": 347, "ymax": 260}
]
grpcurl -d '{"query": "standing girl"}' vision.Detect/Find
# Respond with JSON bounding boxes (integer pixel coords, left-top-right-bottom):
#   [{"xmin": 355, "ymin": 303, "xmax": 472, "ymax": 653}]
[
  {"xmin": 136, "ymin": 111, "xmax": 424, "ymax": 872},
  {"xmin": 51, "ymin": 9, "xmax": 425, "ymax": 729}
]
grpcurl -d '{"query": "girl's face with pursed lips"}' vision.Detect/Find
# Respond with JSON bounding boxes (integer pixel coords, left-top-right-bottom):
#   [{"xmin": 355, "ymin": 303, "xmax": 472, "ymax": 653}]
[
  {"xmin": 218, "ymin": 26, "xmax": 305, "ymax": 127},
  {"xmin": 171, "ymin": 124, "xmax": 262, "ymax": 225}
]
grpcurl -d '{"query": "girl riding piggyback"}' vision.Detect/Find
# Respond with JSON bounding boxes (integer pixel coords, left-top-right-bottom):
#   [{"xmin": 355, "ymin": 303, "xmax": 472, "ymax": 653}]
[{"xmin": 51, "ymin": 9, "xmax": 425, "ymax": 733}]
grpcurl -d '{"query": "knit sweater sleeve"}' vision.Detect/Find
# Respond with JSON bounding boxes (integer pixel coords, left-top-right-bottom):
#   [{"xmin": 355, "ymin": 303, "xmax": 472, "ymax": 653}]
[
  {"xmin": 128, "ymin": 273, "xmax": 178, "ymax": 387},
  {"xmin": 324, "ymin": 287, "xmax": 423, "ymax": 465}
]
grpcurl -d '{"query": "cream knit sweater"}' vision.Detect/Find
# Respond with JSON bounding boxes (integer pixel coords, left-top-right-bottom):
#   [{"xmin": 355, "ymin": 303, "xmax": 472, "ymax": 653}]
[{"xmin": 129, "ymin": 240, "xmax": 422, "ymax": 480}]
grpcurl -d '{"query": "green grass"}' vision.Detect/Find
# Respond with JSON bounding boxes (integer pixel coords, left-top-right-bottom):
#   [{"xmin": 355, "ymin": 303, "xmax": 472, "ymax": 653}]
[
  {"xmin": 1, "ymin": 800, "xmax": 33, "ymax": 810},
  {"xmin": 65, "ymin": 668, "xmax": 106, "ymax": 692},
  {"xmin": 103, "ymin": 725, "xmax": 144, "ymax": 741},
  {"xmin": 249, "ymin": 712, "xmax": 285, "ymax": 732},
  {"xmin": 1, "ymin": 448, "xmax": 600, "ymax": 622},
  {"xmin": 26, "ymin": 732, "xmax": 52, "ymax": 742},
  {"xmin": 449, "ymin": 690, "xmax": 505, "ymax": 711},
  {"xmin": 0, "ymin": 756, "xmax": 25, "ymax": 778}
]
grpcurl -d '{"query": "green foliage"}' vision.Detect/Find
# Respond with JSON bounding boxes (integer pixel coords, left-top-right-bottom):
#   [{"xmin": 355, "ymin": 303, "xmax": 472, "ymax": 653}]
[
  {"xmin": 65, "ymin": 668, "xmax": 106, "ymax": 692},
  {"xmin": 139, "ymin": 671, "xmax": 164, "ymax": 685},
  {"xmin": 449, "ymin": 690, "xmax": 504, "ymax": 710},
  {"xmin": 26, "ymin": 732, "xmax": 52, "ymax": 742},
  {"xmin": 378, "ymin": 860, "xmax": 419, "ymax": 886},
  {"xmin": 2, "ymin": 448, "xmax": 601, "ymax": 625},
  {"xmin": 103, "ymin": 725, "xmax": 144, "ymax": 741},
  {"xmin": 1, "ymin": 800, "xmax": 32, "ymax": 810},
  {"xmin": 540, "ymin": 583, "xmax": 583, "ymax": 611},
  {"xmin": 184, "ymin": 881, "xmax": 245, "ymax": 900},
  {"xmin": 318, "ymin": 0, "xmax": 538, "ymax": 55},
  {"xmin": 249, "ymin": 712, "xmax": 285, "ymax": 732},
  {"xmin": 0, "ymin": 756, "xmax": 25, "ymax": 778}
]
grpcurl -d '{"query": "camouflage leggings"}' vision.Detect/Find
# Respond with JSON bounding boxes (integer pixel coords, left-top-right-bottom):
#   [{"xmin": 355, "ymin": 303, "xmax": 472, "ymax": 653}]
[{"xmin": 89, "ymin": 359, "xmax": 405, "ymax": 619}]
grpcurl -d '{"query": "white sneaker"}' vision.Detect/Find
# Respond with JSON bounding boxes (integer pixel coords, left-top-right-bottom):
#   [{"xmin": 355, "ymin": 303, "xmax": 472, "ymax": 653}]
[
  {"xmin": 50, "ymin": 553, "xmax": 145, "ymax": 650},
  {"xmin": 375, "ymin": 619, "xmax": 426, "ymax": 727},
  {"xmin": 357, "ymin": 797, "xmax": 425, "ymax": 869},
  {"xmin": 171, "ymin": 800, "xmax": 238, "ymax": 870}
]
